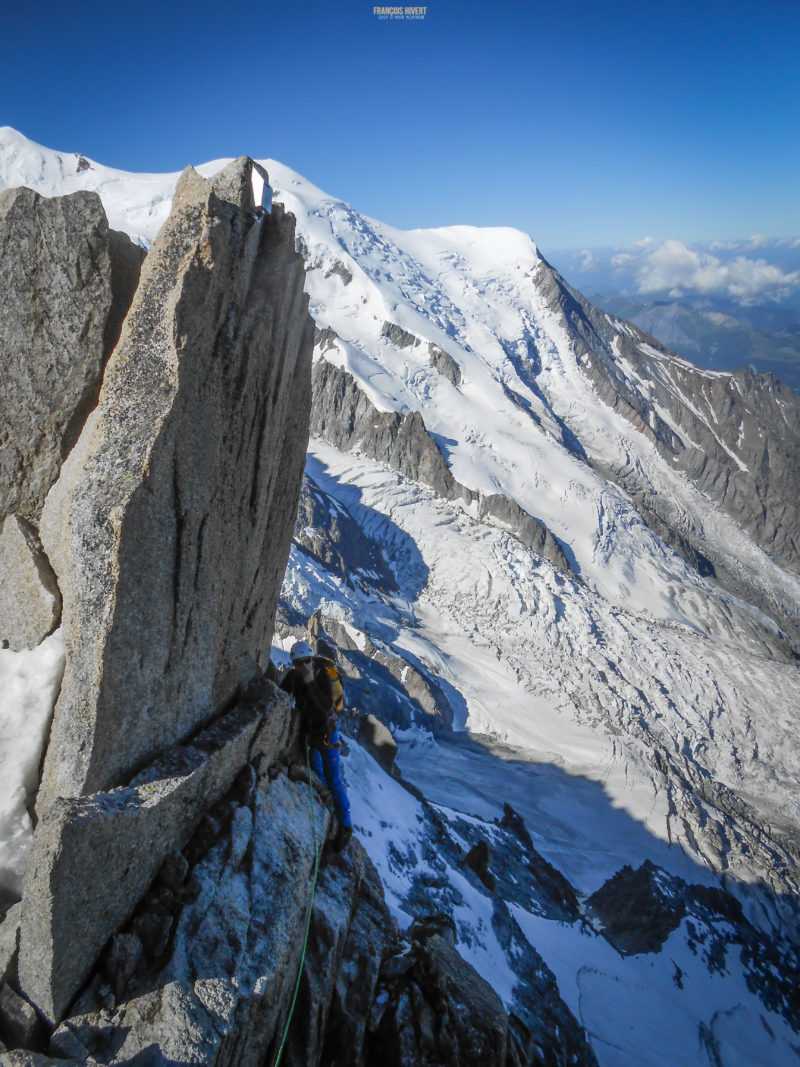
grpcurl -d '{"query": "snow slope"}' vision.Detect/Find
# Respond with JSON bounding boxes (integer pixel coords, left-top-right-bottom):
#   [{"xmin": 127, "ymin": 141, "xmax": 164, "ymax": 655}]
[
  {"xmin": 279, "ymin": 453, "xmax": 800, "ymax": 1064},
  {"xmin": 286, "ymin": 444, "xmax": 800, "ymax": 898},
  {"xmin": 0, "ymin": 631, "xmax": 64, "ymax": 898}
]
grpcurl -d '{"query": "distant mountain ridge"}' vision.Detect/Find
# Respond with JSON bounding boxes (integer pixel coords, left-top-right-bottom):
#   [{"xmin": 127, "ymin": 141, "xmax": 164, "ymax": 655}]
[
  {"xmin": 601, "ymin": 295, "xmax": 800, "ymax": 394},
  {"xmin": 549, "ymin": 238, "xmax": 800, "ymax": 393}
]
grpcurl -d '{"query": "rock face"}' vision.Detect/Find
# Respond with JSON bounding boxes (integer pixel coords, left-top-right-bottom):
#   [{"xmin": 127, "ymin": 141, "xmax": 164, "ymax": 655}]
[
  {"xmin": 0, "ymin": 905, "xmax": 20, "ymax": 985},
  {"xmin": 366, "ymin": 930, "xmax": 509, "ymax": 1066},
  {"xmin": 584, "ymin": 859, "xmax": 799, "ymax": 1031},
  {"xmin": 19, "ymin": 682, "xmax": 292, "ymax": 1024},
  {"xmin": 0, "ymin": 186, "xmax": 144, "ymax": 652},
  {"xmin": 0, "ymin": 186, "xmax": 143, "ymax": 527},
  {"xmin": 293, "ymin": 474, "xmax": 398, "ymax": 593},
  {"xmin": 0, "ymin": 159, "xmax": 321, "ymax": 1044},
  {"xmin": 311, "ymin": 355, "xmax": 570, "ymax": 573},
  {"xmin": 38, "ymin": 159, "xmax": 314, "ymax": 802},
  {"xmin": 381, "ymin": 320, "xmax": 420, "ymax": 349},
  {"xmin": 36, "ymin": 756, "xmax": 595, "ymax": 1067},
  {"xmin": 428, "ymin": 342, "xmax": 462, "ymax": 386},
  {"xmin": 498, "ymin": 804, "xmax": 580, "ymax": 923},
  {"xmin": 0, "ymin": 983, "xmax": 39, "ymax": 1052},
  {"xmin": 0, "ymin": 516, "xmax": 60, "ymax": 651},
  {"xmin": 45, "ymin": 761, "xmax": 330, "ymax": 1063},
  {"xmin": 586, "ymin": 860, "xmax": 685, "ymax": 956},
  {"xmin": 463, "ymin": 839, "xmax": 496, "ymax": 893}
]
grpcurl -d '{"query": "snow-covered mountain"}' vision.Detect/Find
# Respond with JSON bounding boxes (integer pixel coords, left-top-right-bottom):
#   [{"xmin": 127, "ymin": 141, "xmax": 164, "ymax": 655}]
[
  {"xmin": 597, "ymin": 295, "xmax": 800, "ymax": 395},
  {"xmin": 2, "ymin": 128, "xmax": 799, "ymax": 1064},
  {"xmin": 550, "ymin": 239, "xmax": 800, "ymax": 394}
]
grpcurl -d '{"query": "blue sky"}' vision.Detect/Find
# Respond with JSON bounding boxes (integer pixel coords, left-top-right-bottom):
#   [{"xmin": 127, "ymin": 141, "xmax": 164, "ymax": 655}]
[{"xmin": 2, "ymin": 0, "xmax": 798, "ymax": 252}]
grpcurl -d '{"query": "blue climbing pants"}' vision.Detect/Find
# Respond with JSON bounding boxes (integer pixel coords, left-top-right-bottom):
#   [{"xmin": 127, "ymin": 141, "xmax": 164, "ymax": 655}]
[{"xmin": 310, "ymin": 726, "xmax": 352, "ymax": 828}]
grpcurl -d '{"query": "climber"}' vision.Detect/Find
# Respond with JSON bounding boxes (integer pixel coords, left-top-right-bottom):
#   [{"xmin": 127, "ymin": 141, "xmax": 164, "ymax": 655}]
[{"xmin": 280, "ymin": 639, "xmax": 353, "ymax": 852}]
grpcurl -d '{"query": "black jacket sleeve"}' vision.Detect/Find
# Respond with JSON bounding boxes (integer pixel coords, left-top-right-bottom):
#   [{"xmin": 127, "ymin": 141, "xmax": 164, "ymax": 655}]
[
  {"xmin": 279, "ymin": 668, "xmax": 299, "ymax": 702},
  {"xmin": 280, "ymin": 661, "xmax": 335, "ymax": 742}
]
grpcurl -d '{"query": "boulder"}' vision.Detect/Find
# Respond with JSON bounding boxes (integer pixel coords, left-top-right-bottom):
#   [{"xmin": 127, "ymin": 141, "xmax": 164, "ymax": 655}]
[
  {"xmin": 0, "ymin": 904, "xmax": 20, "ymax": 985},
  {"xmin": 428, "ymin": 343, "xmax": 461, "ymax": 386},
  {"xmin": 358, "ymin": 714, "xmax": 397, "ymax": 774},
  {"xmin": 585, "ymin": 860, "xmax": 685, "ymax": 955},
  {"xmin": 0, "ymin": 186, "xmax": 143, "ymax": 527},
  {"xmin": 0, "ymin": 516, "xmax": 60, "ymax": 651},
  {"xmin": 367, "ymin": 932, "xmax": 509, "ymax": 1066},
  {"xmin": 18, "ymin": 684, "xmax": 292, "ymax": 1025},
  {"xmin": 463, "ymin": 839, "xmax": 496, "ymax": 893},
  {"xmin": 0, "ymin": 985, "xmax": 39, "ymax": 1051},
  {"xmin": 38, "ymin": 158, "xmax": 314, "ymax": 802}
]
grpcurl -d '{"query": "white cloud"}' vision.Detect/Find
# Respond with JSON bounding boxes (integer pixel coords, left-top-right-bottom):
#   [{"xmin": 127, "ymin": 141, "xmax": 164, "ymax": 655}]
[
  {"xmin": 574, "ymin": 249, "xmax": 599, "ymax": 271},
  {"xmin": 633, "ymin": 238, "xmax": 800, "ymax": 303},
  {"xmin": 610, "ymin": 251, "xmax": 634, "ymax": 267}
]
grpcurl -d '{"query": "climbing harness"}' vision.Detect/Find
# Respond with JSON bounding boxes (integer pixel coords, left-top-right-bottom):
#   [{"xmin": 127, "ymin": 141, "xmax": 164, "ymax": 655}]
[{"xmin": 273, "ymin": 744, "xmax": 322, "ymax": 1067}]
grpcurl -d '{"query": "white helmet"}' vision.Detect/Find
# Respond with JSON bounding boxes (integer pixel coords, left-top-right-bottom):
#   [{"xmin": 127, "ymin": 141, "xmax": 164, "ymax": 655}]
[{"xmin": 290, "ymin": 640, "xmax": 313, "ymax": 662}]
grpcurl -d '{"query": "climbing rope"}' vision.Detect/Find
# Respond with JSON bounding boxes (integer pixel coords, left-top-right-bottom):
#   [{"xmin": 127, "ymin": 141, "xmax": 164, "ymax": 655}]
[{"xmin": 273, "ymin": 744, "xmax": 322, "ymax": 1067}]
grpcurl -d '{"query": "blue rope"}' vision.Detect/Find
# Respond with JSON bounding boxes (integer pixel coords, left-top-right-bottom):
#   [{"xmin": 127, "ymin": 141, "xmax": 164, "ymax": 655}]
[{"xmin": 273, "ymin": 744, "xmax": 322, "ymax": 1067}]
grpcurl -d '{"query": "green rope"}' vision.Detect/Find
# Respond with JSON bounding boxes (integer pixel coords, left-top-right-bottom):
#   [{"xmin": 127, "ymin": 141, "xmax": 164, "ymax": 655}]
[{"xmin": 273, "ymin": 744, "xmax": 322, "ymax": 1067}]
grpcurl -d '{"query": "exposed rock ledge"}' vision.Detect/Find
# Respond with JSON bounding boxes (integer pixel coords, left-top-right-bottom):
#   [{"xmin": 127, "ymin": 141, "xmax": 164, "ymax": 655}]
[{"xmin": 1, "ymin": 726, "xmax": 596, "ymax": 1066}]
